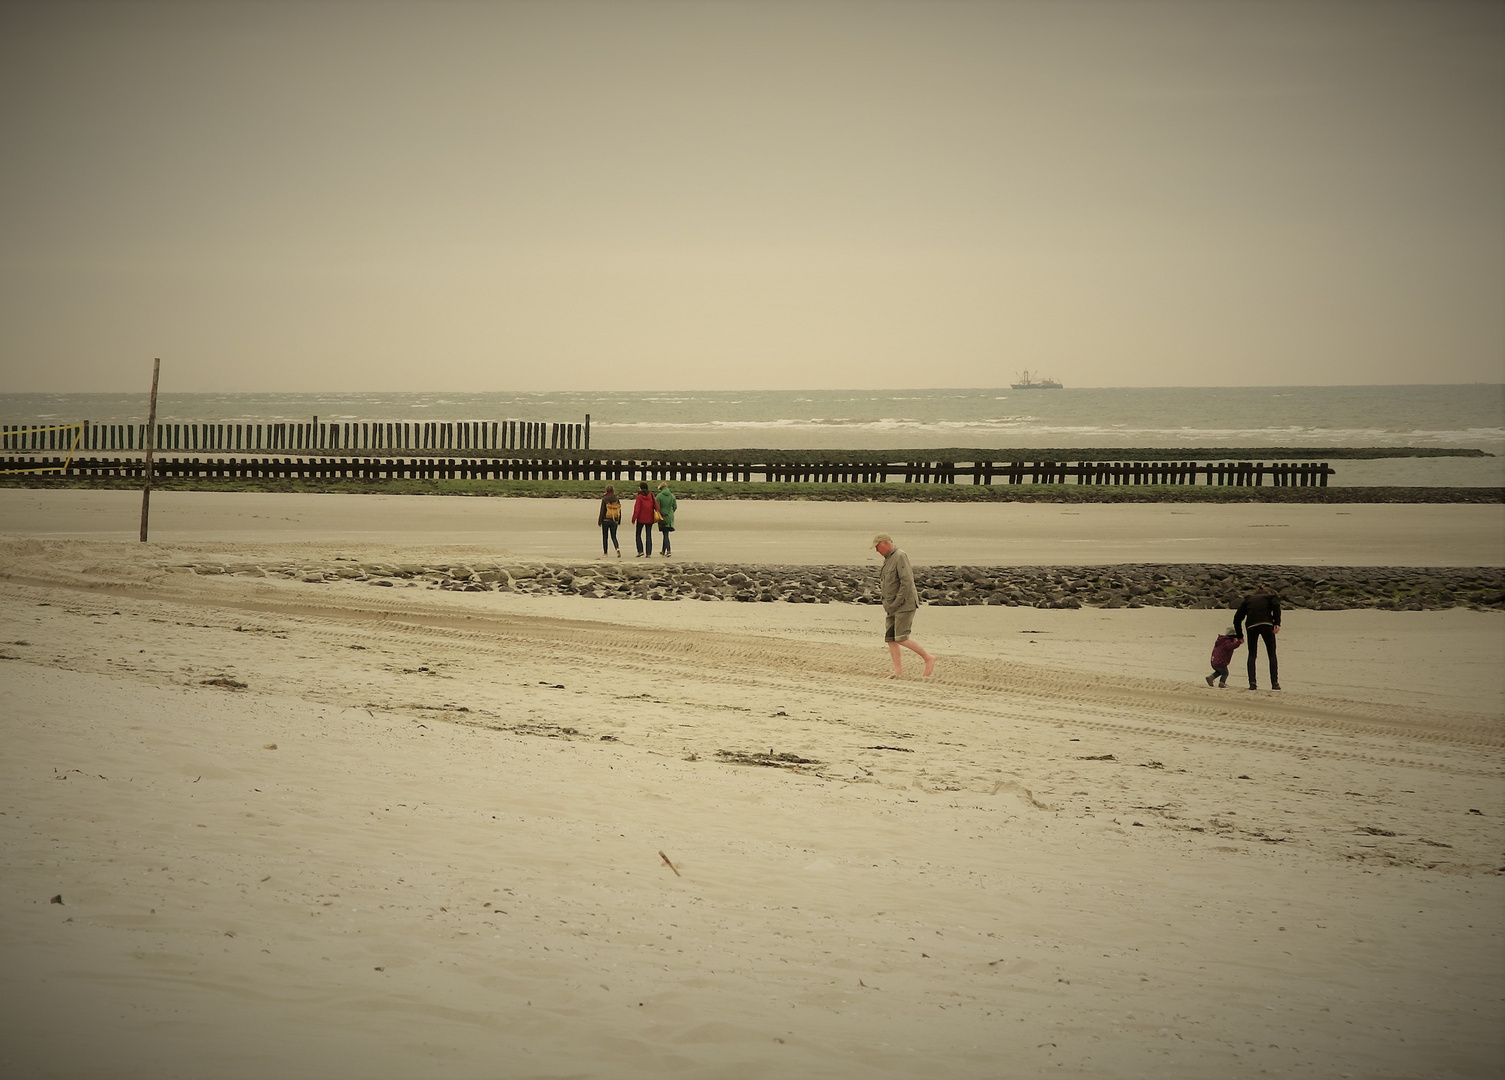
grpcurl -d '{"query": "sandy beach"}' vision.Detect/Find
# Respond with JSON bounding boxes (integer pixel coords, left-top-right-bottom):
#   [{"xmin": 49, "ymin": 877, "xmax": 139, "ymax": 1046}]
[{"xmin": 2, "ymin": 492, "xmax": 1502, "ymax": 1079}]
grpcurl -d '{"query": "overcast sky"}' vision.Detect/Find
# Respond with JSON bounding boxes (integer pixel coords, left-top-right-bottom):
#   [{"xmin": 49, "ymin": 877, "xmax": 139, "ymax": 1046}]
[{"xmin": 1, "ymin": 0, "xmax": 1500, "ymax": 393}]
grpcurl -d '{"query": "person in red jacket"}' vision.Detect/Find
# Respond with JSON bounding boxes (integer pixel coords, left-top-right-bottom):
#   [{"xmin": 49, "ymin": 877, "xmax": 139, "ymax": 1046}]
[
  {"xmin": 1205, "ymin": 625, "xmax": 1243, "ymax": 688},
  {"xmin": 631, "ymin": 481, "xmax": 658, "ymax": 557}
]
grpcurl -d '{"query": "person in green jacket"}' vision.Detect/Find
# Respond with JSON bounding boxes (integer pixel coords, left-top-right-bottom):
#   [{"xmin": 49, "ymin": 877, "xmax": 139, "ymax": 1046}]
[{"xmin": 655, "ymin": 483, "xmax": 678, "ymax": 556}]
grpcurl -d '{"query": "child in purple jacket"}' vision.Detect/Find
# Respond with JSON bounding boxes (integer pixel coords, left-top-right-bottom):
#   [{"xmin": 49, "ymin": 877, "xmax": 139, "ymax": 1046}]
[{"xmin": 1206, "ymin": 625, "xmax": 1243, "ymax": 688}]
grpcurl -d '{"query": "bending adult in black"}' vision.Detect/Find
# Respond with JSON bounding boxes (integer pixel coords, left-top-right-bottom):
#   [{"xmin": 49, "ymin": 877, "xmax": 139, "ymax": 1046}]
[{"xmin": 1233, "ymin": 586, "xmax": 1281, "ymax": 690}]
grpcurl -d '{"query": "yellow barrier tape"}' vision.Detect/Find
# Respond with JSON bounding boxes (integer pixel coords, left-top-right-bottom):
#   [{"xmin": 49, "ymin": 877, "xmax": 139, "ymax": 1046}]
[{"xmin": 2, "ymin": 424, "xmax": 84, "ymax": 473}]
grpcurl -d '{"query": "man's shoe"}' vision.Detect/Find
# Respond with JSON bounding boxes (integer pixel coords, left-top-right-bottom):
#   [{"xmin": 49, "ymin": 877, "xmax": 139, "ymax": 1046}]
[{"xmin": 1271, "ymin": 682, "xmax": 1282, "ymax": 690}]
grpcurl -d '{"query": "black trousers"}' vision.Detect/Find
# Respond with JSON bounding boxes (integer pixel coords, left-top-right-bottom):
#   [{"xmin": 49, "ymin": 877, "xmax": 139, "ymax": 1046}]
[
  {"xmin": 635, "ymin": 521, "xmax": 654, "ymax": 555},
  {"xmin": 1246, "ymin": 625, "xmax": 1278, "ymax": 686}
]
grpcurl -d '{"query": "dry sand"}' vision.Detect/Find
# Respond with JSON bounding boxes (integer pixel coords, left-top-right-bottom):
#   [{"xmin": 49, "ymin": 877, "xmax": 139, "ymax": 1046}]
[{"xmin": 1, "ymin": 492, "xmax": 1502, "ymax": 1079}]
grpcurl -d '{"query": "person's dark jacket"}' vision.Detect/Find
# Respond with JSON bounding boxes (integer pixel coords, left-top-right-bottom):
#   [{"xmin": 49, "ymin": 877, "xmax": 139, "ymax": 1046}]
[{"xmin": 1233, "ymin": 592, "xmax": 1281, "ymax": 636}]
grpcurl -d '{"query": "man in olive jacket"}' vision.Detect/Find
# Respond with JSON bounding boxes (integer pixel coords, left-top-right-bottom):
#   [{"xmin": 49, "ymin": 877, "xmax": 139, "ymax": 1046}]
[{"xmin": 874, "ymin": 533, "xmax": 937, "ymax": 677}]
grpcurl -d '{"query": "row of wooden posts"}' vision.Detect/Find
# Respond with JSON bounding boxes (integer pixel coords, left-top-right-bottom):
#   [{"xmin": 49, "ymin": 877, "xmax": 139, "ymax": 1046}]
[
  {"xmin": 2, "ymin": 455, "xmax": 1334, "ymax": 486},
  {"xmin": 0, "ymin": 417, "xmax": 590, "ymax": 454}
]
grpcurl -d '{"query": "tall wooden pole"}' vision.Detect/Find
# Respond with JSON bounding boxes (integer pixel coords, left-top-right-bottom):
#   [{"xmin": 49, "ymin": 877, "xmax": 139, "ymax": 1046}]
[{"xmin": 139, "ymin": 358, "xmax": 160, "ymax": 542}]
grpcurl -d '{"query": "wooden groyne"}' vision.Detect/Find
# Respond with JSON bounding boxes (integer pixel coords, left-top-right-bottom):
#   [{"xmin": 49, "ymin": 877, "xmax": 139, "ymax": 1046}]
[
  {"xmin": 0, "ymin": 416, "xmax": 590, "ymax": 454},
  {"xmin": 2, "ymin": 454, "xmax": 1334, "ymax": 486}
]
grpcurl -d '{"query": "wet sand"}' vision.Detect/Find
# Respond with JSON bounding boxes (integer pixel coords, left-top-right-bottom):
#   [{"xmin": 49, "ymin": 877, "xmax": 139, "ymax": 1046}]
[{"xmin": 2, "ymin": 488, "xmax": 1502, "ymax": 565}]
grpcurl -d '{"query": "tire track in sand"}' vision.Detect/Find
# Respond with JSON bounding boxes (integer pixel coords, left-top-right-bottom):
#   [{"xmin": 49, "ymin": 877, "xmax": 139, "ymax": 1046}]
[{"xmin": 6, "ymin": 573, "xmax": 1500, "ymax": 779}]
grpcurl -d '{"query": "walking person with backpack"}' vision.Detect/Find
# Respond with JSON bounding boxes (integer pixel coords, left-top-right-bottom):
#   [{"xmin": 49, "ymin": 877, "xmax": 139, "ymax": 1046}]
[{"xmin": 597, "ymin": 485, "xmax": 622, "ymax": 557}]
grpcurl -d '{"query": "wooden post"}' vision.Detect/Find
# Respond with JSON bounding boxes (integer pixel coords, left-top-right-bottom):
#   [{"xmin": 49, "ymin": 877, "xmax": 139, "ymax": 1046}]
[{"xmin": 139, "ymin": 358, "xmax": 160, "ymax": 542}]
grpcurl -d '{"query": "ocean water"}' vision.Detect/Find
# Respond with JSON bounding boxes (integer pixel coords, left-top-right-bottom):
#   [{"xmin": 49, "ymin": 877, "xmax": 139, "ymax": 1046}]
[{"xmin": 2, "ymin": 385, "xmax": 1501, "ymax": 485}]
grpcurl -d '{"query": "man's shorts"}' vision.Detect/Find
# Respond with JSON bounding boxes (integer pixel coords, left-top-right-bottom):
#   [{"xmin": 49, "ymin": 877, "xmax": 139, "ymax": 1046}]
[{"xmin": 885, "ymin": 609, "xmax": 915, "ymax": 643}]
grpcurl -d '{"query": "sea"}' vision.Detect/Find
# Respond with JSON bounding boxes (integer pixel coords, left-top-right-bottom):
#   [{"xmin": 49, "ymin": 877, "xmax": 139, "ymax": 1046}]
[{"xmin": 2, "ymin": 385, "xmax": 1501, "ymax": 487}]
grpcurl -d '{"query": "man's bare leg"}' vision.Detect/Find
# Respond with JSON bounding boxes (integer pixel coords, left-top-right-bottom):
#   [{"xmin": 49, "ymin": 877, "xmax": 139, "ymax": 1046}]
[
  {"xmin": 904, "ymin": 638, "xmax": 937, "ymax": 676},
  {"xmin": 889, "ymin": 638, "xmax": 937, "ymax": 676}
]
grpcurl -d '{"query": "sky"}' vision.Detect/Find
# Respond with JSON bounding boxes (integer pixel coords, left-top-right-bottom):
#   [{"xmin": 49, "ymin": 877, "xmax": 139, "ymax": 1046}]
[{"xmin": 0, "ymin": 0, "xmax": 1501, "ymax": 393}]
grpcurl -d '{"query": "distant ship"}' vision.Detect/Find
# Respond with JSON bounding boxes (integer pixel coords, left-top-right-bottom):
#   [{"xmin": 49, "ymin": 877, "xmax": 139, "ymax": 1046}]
[{"xmin": 1011, "ymin": 370, "xmax": 1063, "ymax": 390}]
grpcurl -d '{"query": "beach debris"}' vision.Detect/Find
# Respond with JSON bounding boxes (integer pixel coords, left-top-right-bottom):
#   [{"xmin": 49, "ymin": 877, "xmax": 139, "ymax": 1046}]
[
  {"xmin": 50, "ymin": 895, "xmax": 62, "ymax": 905},
  {"xmin": 716, "ymin": 749, "xmax": 821, "ymax": 770},
  {"xmin": 989, "ymin": 780, "xmax": 1056, "ymax": 810},
  {"xmin": 1468, "ymin": 808, "xmax": 1483, "ymax": 815},
  {"xmin": 1078, "ymin": 754, "xmax": 1116, "ymax": 761},
  {"xmin": 1358, "ymin": 826, "xmax": 1397, "ymax": 836},
  {"xmin": 202, "ymin": 676, "xmax": 248, "ymax": 690},
  {"xmin": 865, "ymin": 745, "xmax": 914, "ymax": 752},
  {"xmin": 263, "ymin": 744, "xmax": 277, "ymax": 750},
  {"xmin": 658, "ymin": 851, "xmax": 681, "ymax": 877}
]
